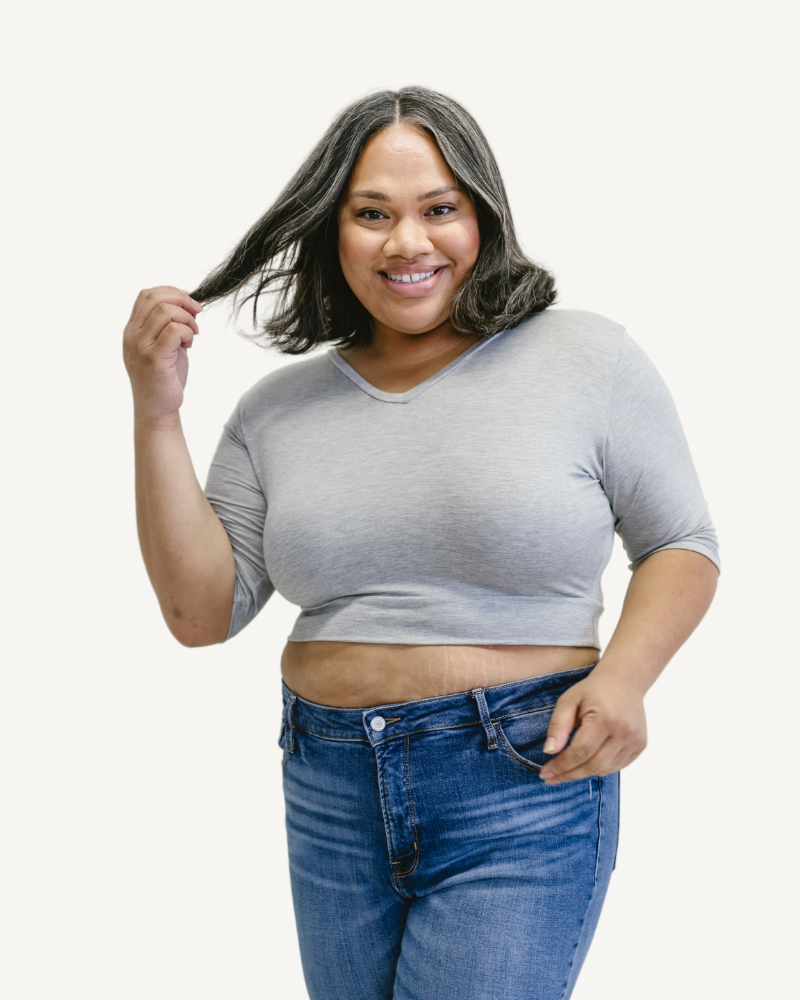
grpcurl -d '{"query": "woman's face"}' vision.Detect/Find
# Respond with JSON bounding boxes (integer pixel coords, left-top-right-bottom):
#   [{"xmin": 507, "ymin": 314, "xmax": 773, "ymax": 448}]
[{"xmin": 338, "ymin": 124, "xmax": 481, "ymax": 337}]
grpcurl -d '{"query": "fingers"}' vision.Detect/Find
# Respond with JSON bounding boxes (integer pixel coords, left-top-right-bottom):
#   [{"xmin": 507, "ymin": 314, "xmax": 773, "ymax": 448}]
[
  {"xmin": 541, "ymin": 715, "xmax": 647, "ymax": 785},
  {"xmin": 542, "ymin": 690, "xmax": 580, "ymax": 756},
  {"xmin": 140, "ymin": 300, "xmax": 201, "ymax": 343},
  {"xmin": 541, "ymin": 709, "xmax": 609, "ymax": 783},
  {"xmin": 128, "ymin": 286, "xmax": 203, "ymax": 328},
  {"xmin": 539, "ymin": 677, "xmax": 648, "ymax": 786}
]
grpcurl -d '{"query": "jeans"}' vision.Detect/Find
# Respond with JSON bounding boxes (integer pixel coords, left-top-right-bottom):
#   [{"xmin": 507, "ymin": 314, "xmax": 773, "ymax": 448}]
[{"xmin": 279, "ymin": 665, "xmax": 619, "ymax": 1000}]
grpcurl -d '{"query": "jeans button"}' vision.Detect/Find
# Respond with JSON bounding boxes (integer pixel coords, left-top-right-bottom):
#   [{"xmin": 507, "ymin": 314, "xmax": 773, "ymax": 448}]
[{"xmin": 370, "ymin": 716, "xmax": 386, "ymax": 732}]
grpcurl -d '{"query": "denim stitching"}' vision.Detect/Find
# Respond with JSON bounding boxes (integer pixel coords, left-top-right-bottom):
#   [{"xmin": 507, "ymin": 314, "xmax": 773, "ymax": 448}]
[
  {"xmin": 404, "ymin": 736, "xmax": 417, "ymax": 832},
  {"xmin": 293, "ymin": 723, "xmax": 370, "ymax": 744},
  {"xmin": 282, "ymin": 695, "xmax": 297, "ymax": 758},
  {"xmin": 492, "ymin": 703, "xmax": 556, "ymax": 723},
  {"xmin": 471, "ymin": 688, "xmax": 498, "ymax": 750},
  {"xmin": 495, "ymin": 723, "xmax": 543, "ymax": 773},
  {"xmin": 557, "ymin": 777, "xmax": 606, "ymax": 998},
  {"xmin": 391, "ymin": 839, "xmax": 420, "ymax": 879},
  {"xmin": 294, "ymin": 705, "xmax": 560, "ymax": 746},
  {"xmin": 594, "ymin": 777, "xmax": 603, "ymax": 883},
  {"xmin": 392, "ymin": 847, "xmax": 420, "ymax": 880},
  {"xmin": 391, "ymin": 735, "xmax": 420, "ymax": 880},
  {"xmin": 376, "ymin": 748, "xmax": 398, "ymax": 861}
]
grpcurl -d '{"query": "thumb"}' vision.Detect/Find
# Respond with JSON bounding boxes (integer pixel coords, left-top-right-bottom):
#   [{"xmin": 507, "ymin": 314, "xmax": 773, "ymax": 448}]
[{"xmin": 543, "ymin": 690, "xmax": 580, "ymax": 755}]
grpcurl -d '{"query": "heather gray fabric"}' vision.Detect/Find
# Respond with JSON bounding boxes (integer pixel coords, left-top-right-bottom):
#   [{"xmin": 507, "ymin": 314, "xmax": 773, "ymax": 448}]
[{"xmin": 204, "ymin": 309, "xmax": 719, "ymax": 645}]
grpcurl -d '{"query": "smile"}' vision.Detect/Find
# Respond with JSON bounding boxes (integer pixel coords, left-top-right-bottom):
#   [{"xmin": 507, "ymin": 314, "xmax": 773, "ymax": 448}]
[{"xmin": 380, "ymin": 267, "xmax": 443, "ymax": 284}]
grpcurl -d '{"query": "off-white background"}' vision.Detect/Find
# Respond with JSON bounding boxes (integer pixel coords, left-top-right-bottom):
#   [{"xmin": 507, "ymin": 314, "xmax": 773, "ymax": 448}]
[{"xmin": 2, "ymin": 2, "xmax": 797, "ymax": 997}]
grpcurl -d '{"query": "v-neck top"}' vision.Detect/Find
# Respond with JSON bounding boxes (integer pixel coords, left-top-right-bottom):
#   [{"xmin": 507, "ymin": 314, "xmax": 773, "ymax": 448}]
[
  {"xmin": 204, "ymin": 309, "xmax": 719, "ymax": 646},
  {"xmin": 326, "ymin": 334, "xmax": 496, "ymax": 404}
]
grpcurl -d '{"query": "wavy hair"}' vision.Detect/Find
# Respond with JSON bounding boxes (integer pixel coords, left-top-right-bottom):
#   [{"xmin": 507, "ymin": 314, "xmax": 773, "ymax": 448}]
[{"xmin": 189, "ymin": 86, "xmax": 556, "ymax": 353}]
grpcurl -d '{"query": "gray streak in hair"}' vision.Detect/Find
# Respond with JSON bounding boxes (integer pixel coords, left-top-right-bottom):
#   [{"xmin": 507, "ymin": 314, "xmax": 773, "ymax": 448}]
[{"xmin": 190, "ymin": 86, "xmax": 557, "ymax": 353}]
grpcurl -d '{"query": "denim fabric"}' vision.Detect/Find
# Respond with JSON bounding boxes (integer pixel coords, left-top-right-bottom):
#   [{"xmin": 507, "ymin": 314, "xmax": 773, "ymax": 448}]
[{"xmin": 279, "ymin": 666, "xmax": 619, "ymax": 1000}]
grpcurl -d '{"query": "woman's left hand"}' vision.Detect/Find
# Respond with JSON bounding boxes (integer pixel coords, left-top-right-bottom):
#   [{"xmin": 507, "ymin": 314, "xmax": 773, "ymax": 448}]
[{"xmin": 538, "ymin": 669, "xmax": 648, "ymax": 785}]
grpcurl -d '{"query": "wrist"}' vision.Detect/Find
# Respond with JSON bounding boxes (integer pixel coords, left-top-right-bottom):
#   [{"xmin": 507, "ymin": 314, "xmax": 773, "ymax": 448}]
[
  {"xmin": 590, "ymin": 655, "xmax": 656, "ymax": 698},
  {"xmin": 133, "ymin": 409, "xmax": 183, "ymax": 433}
]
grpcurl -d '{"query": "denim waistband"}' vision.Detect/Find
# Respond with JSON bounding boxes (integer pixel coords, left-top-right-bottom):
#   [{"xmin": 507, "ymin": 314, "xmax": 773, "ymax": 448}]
[{"xmin": 281, "ymin": 664, "xmax": 596, "ymax": 746}]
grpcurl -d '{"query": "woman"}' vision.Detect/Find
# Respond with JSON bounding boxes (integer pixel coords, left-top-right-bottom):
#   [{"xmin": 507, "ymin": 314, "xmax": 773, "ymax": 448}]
[{"xmin": 123, "ymin": 87, "xmax": 719, "ymax": 999}]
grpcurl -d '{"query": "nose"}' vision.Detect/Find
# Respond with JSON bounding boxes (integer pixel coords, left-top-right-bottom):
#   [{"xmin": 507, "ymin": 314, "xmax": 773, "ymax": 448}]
[{"xmin": 382, "ymin": 215, "xmax": 434, "ymax": 259}]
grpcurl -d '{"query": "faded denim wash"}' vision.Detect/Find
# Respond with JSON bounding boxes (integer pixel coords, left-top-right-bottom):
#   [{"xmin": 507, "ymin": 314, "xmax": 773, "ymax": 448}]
[{"xmin": 279, "ymin": 665, "xmax": 619, "ymax": 1000}]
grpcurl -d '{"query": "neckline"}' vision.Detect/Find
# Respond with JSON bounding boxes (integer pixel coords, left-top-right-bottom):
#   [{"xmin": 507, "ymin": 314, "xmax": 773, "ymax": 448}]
[{"xmin": 327, "ymin": 329, "xmax": 508, "ymax": 404}]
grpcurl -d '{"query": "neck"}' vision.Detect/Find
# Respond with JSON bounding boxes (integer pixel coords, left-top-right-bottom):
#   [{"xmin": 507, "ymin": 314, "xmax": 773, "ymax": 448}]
[
  {"xmin": 338, "ymin": 318, "xmax": 483, "ymax": 394},
  {"xmin": 349, "ymin": 318, "xmax": 480, "ymax": 370}
]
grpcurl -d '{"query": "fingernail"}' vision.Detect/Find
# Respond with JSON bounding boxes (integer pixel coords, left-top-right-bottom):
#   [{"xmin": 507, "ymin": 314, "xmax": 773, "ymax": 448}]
[
  {"xmin": 192, "ymin": 300, "xmax": 203, "ymax": 311},
  {"xmin": 544, "ymin": 738, "xmax": 556, "ymax": 754}
]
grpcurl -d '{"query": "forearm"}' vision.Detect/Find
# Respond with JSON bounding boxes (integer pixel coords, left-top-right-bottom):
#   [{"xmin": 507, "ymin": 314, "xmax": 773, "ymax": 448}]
[
  {"xmin": 134, "ymin": 413, "xmax": 236, "ymax": 646},
  {"xmin": 592, "ymin": 548, "xmax": 719, "ymax": 696}
]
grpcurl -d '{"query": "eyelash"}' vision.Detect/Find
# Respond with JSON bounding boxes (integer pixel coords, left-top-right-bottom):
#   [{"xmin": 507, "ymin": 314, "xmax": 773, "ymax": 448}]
[{"xmin": 357, "ymin": 205, "xmax": 456, "ymax": 221}]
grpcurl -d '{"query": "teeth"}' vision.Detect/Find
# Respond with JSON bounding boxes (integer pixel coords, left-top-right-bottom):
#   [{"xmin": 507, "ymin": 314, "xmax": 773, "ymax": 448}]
[{"xmin": 386, "ymin": 270, "xmax": 436, "ymax": 283}]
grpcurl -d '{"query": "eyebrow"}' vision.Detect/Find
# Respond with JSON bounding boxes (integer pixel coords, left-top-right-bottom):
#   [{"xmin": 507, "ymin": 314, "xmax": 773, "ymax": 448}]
[{"xmin": 348, "ymin": 185, "xmax": 459, "ymax": 203}]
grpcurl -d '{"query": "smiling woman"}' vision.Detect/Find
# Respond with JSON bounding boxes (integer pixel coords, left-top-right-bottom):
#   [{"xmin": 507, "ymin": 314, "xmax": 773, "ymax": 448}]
[
  {"xmin": 122, "ymin": 86, "xmax": 719, "ymax": 1000},
  {"xmin": 188, "ymin": 87, "xmax": 555, "ymax": 353},
  {"xmin": 336, "ymin": 126, "xmax": 484, "ymax": 391},
  {"xmin": 338, "ymin": 128, "xmax": 480, "ymax": 335}
]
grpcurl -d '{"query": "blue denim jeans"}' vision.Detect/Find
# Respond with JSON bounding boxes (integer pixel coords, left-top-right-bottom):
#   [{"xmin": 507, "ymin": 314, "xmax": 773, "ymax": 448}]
[{"xmin": 279, "ymin": 665, "xmax": 619, "ymax": 1000}]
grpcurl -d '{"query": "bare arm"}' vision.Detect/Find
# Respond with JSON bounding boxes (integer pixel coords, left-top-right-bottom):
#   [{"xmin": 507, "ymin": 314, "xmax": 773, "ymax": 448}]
[
  {"xmin": 539, "ymin": 548, "xmax": 719, "ymax": 784},
  {"xmin": 124, "ymin": 286, "xmax": 236, "ymax": 647}
]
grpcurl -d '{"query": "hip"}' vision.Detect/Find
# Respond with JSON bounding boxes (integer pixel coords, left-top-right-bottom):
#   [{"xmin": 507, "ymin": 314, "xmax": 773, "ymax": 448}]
[{"xmin": 279, "ymin": 663, "xmax": 619, "ymax": 897}]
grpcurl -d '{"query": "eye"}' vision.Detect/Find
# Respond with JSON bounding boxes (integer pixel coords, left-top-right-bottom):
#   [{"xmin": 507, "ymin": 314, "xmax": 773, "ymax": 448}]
[
  {"xmin": 426, "ymin": 204, "xmax": 457, "ymax": 217},
  {"xmin": 357, "ymin": 209, "xmax": 388, "ymax": 221}
]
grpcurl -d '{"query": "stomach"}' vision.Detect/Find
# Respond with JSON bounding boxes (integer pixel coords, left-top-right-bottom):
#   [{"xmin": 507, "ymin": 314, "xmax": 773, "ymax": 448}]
[{"xmin": 280, "ymin": 641, "xmax": 599, "ymax": 708}]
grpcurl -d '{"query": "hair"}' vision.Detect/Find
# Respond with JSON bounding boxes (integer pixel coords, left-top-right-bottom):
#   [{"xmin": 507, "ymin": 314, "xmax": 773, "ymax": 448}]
[{"xmin": 189, "ymin": 86, "xmax": 557, "ymax": 354}]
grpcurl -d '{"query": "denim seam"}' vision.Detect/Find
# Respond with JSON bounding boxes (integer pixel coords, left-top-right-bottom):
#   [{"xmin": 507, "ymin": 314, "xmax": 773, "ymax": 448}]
[
  {"xmin": 376, "ymin": 748, "xmax": 399, "ymax": 863},
  {"xmin": 392, "ymin": 848, "xmax": 420, "ymax": 880},
  {"xmin": 495, "ymin": 722, "xmax": 543, "ymax": 773},
  {"xmin": 404, "ymin": 736, "xmax": 417, "ymax": 833},
  {"xmin": 557, "ymin": 778, "xmax": 605, "ymax": 999},
  {"xmin": 391, "ymin": 735, "xmax": 420, "ymax": 881},
  {"xmin": 471, "ymin": 688, "xmax": 498, "ymax": 750},
  {"xmin": 492, "ymin": 703, "xmax": 556, "ymax": 723},
  {"xmin": 594, "ymin": 777, "xmax": 603, "ymax": 884},
  {"xmin": 294, "ymin": 704, "xmax": 560, "ymax": 746},
  {"xmin": 559, "ymin": 881, "xmax": 598, "ymax": 999},
  {"xmin": 293, "ymin": 723, "xmax": 370, "ymax": 744}
]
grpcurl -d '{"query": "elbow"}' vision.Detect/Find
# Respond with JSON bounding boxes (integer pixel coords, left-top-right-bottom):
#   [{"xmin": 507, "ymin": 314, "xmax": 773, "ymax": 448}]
[
  {"xmin": 172, "ymin": 629, "xmax": 223, "ymax": 648},
  {"xmin": 165, "ymin": 606, "xmax": 231, "ymax": 648}
]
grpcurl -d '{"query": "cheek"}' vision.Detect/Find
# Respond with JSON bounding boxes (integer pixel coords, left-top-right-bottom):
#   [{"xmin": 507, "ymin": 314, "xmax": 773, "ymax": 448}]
[
  {"xmin": 445, "ymin": 220, "xmax": 481, "ymax": 276},
  {"xmin": 337, "ymin": 229, "xmax": 359, "ymax": 285},
  {"xmin": 338, "ymin": 223, "xmax": 377, "ymax": 284}
]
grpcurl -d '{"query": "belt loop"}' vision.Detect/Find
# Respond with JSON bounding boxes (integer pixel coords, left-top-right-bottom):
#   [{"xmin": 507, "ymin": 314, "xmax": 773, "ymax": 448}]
[
  {"xmin": 282, "ymin": 694, "xmax": 297, "ymax": 755},
  {"xmin": 471, "ymin": 688, "xmax": 497, "ymax": 750}
]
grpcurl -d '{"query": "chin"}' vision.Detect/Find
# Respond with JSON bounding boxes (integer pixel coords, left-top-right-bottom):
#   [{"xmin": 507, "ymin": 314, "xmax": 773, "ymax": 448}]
[{"xmin": 379, "ymin": 309, "xmax": 449, "ymax": 336}]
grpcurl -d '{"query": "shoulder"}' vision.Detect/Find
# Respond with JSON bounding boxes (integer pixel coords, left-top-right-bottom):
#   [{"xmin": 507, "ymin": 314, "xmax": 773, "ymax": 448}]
[
  {"xmin": 507, "ymin": 308, "xmax": 626, "ymax": 351},
  {"xmin": 492, "ymin": 308, "xmax": 630, "ymax": 382},
  {"xmin": 233, "ymin": 350, "xmax": 340, "ymax": 424}
]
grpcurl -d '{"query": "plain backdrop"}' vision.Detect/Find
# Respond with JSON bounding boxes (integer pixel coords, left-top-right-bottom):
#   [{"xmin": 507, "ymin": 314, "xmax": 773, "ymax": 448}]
[{"xmin": 2, "ymin": 2, "xmax": 797, "ymax": 997}]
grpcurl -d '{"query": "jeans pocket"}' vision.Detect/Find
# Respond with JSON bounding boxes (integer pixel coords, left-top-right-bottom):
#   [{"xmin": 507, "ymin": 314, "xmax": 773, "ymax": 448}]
[{"xmin": 494, "ymin": 706, "xmax": 553, "ymax": 773}]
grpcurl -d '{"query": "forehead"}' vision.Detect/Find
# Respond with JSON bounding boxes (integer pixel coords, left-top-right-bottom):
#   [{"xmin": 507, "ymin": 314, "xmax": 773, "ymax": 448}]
[{"xmin": 348, "ymin": 124, "xmax": 455, "ymax": 189}]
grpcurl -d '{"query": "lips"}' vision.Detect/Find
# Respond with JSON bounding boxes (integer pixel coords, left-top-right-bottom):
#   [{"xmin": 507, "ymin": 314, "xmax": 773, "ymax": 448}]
[
  {"xmin": 382, "ymin": 267, "xmax": 441, "ymax": 284},
  {"xmin": 378, "ymin": 266, "xmax": 445, "ymax": 295}
]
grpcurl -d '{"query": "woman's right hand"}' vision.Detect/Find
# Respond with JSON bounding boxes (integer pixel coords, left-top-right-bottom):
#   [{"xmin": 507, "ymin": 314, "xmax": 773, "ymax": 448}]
[{"xmin": 123, "ymin": 286, "xmax": 203, "ymax": 423}]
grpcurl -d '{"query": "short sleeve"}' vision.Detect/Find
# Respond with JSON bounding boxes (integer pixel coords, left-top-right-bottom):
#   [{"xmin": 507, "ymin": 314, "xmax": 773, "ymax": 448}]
[
  {"xmin": 601, "ymin": 332, "xmax": 720, "ymax": 572},
  {"xmin": 204, "ymin": 401, "xmax": 275, "ymax": 639}
]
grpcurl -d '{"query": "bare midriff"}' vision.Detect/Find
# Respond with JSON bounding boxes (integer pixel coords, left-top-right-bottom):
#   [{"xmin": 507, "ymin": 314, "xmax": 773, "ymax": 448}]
[{"xmin": 280, "ymin": 641, "xmax": 600, "ymax": 708}]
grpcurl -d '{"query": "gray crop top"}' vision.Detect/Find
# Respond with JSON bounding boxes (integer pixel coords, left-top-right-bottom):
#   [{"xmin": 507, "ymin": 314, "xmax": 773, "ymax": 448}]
[{"xmin": 204, "ymin": 309, "xmax": 719, "ymax": 646}]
